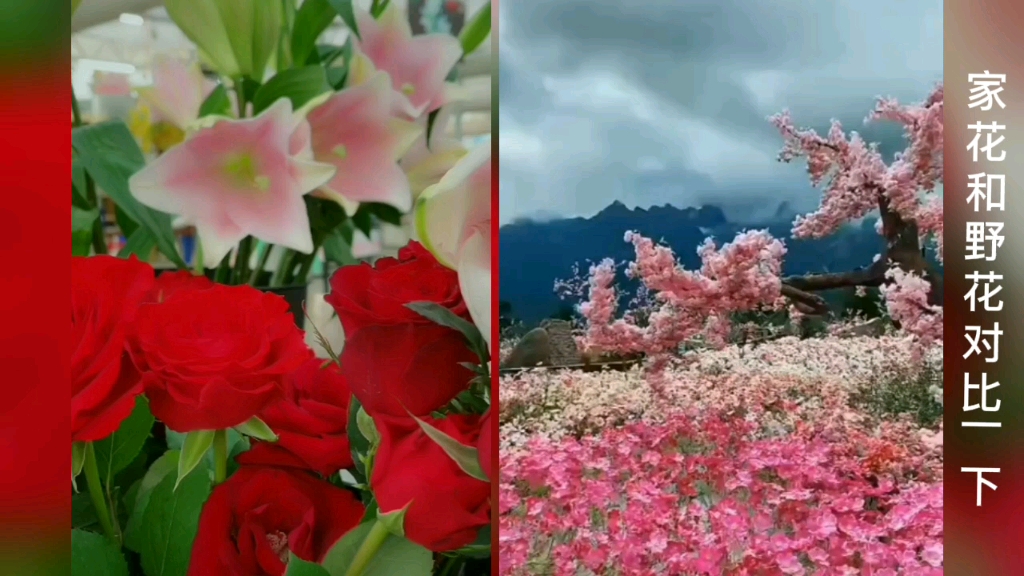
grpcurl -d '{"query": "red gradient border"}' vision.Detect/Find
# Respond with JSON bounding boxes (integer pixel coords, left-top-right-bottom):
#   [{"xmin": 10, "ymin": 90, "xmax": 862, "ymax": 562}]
[
  {"xmin": 0, "ymin": 48, "xmax": 71, "ymax": 572},
  {"xmin": 944, "ymin": 1, "xmax": 1024, "ymax": 573}
]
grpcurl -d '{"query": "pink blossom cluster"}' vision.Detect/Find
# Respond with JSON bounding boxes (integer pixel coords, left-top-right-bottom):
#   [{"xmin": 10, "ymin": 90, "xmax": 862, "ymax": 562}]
[
  {"xmin": 768, "ymin": 85, "xmax": 943, "ymax": 243},
  {"xmin": 500, "ymin": 335, "xmax": 942, "ymax": 456},
  {"xmin": 500, "ymin": 410, "xmax": 943, "ymax": 575},
  {"xmin": 878, "ymin": 268, "xmax": 943, "ymax": 353},
  {"xmin": 553, "ymin": 262, "xmax": 591, "ymax": 302},
  {"xmin": 577, "ymin": 230, "xmax": 787, "ymax": 355}
]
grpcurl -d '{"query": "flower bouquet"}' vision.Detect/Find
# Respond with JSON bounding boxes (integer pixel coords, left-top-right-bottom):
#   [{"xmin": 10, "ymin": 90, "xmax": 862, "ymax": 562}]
[
  {"xmin": 71, "ymin": 1, "xmax": 494, "ymax": 574},
  {"xmin": 72, "ymin": 0, "xmax": 492, "ymax": 294}
]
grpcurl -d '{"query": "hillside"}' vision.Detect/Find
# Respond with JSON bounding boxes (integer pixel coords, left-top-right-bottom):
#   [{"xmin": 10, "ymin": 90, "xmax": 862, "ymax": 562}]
[{"xmin": 499, "ymin": 201, "xmax": 898, "ymax": 325}]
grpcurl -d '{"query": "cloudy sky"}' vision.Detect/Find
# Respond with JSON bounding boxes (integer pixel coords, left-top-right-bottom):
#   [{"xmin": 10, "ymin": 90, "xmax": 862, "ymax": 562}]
[{"xmin": 498, "ymin": 0, "xmax": 943, "ymax": 225}]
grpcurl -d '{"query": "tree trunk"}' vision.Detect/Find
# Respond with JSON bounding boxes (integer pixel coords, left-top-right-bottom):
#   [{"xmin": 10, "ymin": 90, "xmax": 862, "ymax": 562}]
[{"xmin": 780, "ymin": 192, "xmax": 943, "ymax": 316}]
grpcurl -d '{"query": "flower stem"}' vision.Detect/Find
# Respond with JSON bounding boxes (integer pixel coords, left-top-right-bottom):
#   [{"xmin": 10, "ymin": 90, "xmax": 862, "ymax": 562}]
[
  {"xmin": 213, "ymin": 429, "xmax": 228, "ymax": 485},
  {"xmin": 271, "ymin": 249, "xmax": 296, "ymax": 287},
  {"xmin": 214, "ymin": 252, "xmax": 232, "ymax": 284},
  {"xmin": 232, "ymin": 236, "xmax": 254, "ymax": 285},
  {"xmin": 249, "ymin": 242, "xmax": 274, "ymax": 286},
  {"xmin": 193, "ymin": 238, "xmax": 205, "ymax": 276},
  {"xmin": 343, "ymin": 520, "xmax": 390, "ymax": 576},
  {"xmin": 83, "ymin": 443, "xmax": 118, "ymax": 545}
]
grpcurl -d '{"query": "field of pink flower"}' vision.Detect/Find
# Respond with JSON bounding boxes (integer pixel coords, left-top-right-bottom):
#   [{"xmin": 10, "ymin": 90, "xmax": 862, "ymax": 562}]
[{"xmin": 498, "ymin": 335, "xmax": 943, "ymax": 575}]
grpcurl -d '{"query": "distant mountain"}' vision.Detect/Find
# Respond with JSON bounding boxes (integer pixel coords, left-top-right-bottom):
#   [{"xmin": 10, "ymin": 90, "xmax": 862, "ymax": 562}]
[{"xmin": 499, "ymin": 201, "xmax": 892, "ymax": 325}]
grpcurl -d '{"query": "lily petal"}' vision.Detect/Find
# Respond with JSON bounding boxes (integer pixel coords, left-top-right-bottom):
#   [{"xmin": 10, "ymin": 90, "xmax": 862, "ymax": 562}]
[
  {"xmin": 400, "ymin": 106, "xmax": 468, "ymax": 198},
  {"xmin": 290, "ymin": 157, "xmax": 338, "ymax": 197},
  {"xmin": 459, "ymin": 226, "xmax": 492, "ymax": 348},
  {"xmin": 128, "ymin": 98, "xmax": 322, "ymax": 268},
  {"xmin": 308, "ymin": 73, "xmax": 423, "ymax": 213},
  {"xmin": 355, "ymin": 2, "xmax": 464, "ymax": 119},
  {"xmin": 460, "ymin": 227, "xmax": 491, "ymax": 344},
  {"xmin": 345, "ymin": 47, "xmax": 421, "ymax": 119},
  {"xmin": 139, "ymin": 55, "xmax": 214, "ymax": 129},
  {"xmin": 415, "ymin": 143, "xmax": 491, "ymax": 269}
]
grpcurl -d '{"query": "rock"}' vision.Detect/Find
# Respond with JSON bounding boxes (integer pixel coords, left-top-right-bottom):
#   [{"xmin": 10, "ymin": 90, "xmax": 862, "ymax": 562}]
[
  {"xmin": 500, "ymin": 327, "xmax": 552, "ymax": 369},
  {"xmin": 539, "ymin": 319, "xmax": 582, "ymax": 365}
]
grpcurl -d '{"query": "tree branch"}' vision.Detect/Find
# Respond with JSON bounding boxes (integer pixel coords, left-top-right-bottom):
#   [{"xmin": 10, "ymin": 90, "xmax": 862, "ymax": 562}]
[{"xmin": 782, "ymin": 259, "xmax": 887, "ymax": 292}]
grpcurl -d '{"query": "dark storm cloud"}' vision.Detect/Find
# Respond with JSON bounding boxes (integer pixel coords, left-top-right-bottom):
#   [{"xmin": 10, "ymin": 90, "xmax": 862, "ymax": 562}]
[{"xmin": 498, "ymin": 0, "xmax": 943, "ymax": 224}]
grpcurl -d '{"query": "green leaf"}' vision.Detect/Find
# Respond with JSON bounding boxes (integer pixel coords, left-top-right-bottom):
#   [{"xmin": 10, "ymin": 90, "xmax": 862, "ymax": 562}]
[
  {"xmin": 137, "ymin": 458, "xmax": 211, "ymax": 576},
  {"xmin": 72, "ymin": 231, "xmax": 93, "ymax": 257},
  {"xmin": 355, "ymin": 407, "xmax": 379, "ymax": 447},
  {"xmin": 322, "ymin": 229, "xmax": 357, "ymax": 266},
  {"xmin": 292, "ymin": 0, "xmax": 339, "ymax": 65},
  {"xmin": 365, "ymin": 203, "xmax": 402, "ymax": 226},
  {"xmin": 329, "ymin": 38, "xmax": 358, "ymax": 89},
  {"xmin": 305, "ymin": 195, "xmax": 349, "ymax": 247},
  {"xmin": 176, "ymin": 430, "xmax": 215, "ymax": 490},
  {"xmin": 316, "ymin": 44, "xmax": 347, "ymax": 67},
  {"xmin": 240, "ymin": 77, "xmax": 263, "ymax": 104},
  {"xmin": 326, "ymin": 64, "xmax": 349, "ymax": 90},
  {"xmin": 347, "ymin": 397, "xmax": 370, "ymax": 481},
  {"xmin": 377, "ymin": 505, "xmax": 408, "ymax": 537},
  {"xmin": 73, "ymin": 206, "xmax": 99, "ymax": 232},
  {"xmin": 72, "ymin": 441, "xmax": 86, "ymax": 481},
  {"xmin": 285, "ymin": 554, "xmax": 331, "ymax": 576},
  {"xmin": 252, "ymin": 66, "xmax": 331, "ymax": 115},
  {"xmin": 459, "ymin": 3, "xmax": 491, "ymax": 57},
  {"xmin": 72, "ymin": 121, "xmax": 186, "ymax": 268},
  {"xmin": 351, "ymin": 206, "xmax": 373, "ymax": 236},
  {"xmin": 72, "ymin": 158, "xmax": 89, "ymax": 207},
  {"xmin": 370, "ymin": 0, "xmax": 391, "ymax": 18},
  {"xmin": 92, "ymin": 396, "xmax": 155, "ymax": 484},
  {"xmin": 166, "ymin": 429, "xmax": 247, "ymax": 470},
  {"xmin": 71, "ymin": 529, "xmax": 130, "ymax": 576},
  {"xmin": 114, "ymin": 204, "xmax": 139, "ymax": 240},
  {"xmin": 198, "ymin": 84, "xmax": 232, "ymax": 118},
  {"xmin": 409, "ymin": 414, "xmax": 489, "ymax": 482},
  {"xmin": 405, "ymin": 301, "xmax": 488, "ymax": 360},
  {"xmin": 72, "ymin": 492, "xmax": 98, "ymax": 530},
  {"xmin": 118, "ymin": 227, "xmax": 157, "ymax": 261},
  {"xmin": 234, "ymin": 416, "xmax": 279, "ymax": 442},
  {"xmin": 424, "ymin": 109, "xmax": 441, "ymax": 148},
  {"xmin": 124, "ymin": 451, "xmax": 180, "ymax": 552},
  {"xmin": 327, "ymin": 0, "xmax": 359, "ymax": 39},
  {"xmin": 321, "ymin": 522, "xmax": 432, "ymax": 576}
]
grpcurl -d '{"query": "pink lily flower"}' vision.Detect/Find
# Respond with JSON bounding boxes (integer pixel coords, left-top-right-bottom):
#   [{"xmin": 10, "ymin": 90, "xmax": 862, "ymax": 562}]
[
  {"xmin": 128, "ymin": 99, "xmax": 337, "ymax": 268},
  {"xmin": 137, "ymin": 55, "xmax": 219, "ymax": 130},
  {"xmin": 300, "ymin": 71, "xmax": 422, "ymax": 215},
  {"xmin": 399, "ymin": 105, "xmax": 469, "ymax": 199},
  {"xmin": 355, "ymin": 2, "xmax": 464, "ymax": 119},
  {"xmin": 415, "ymin": 143, "xmax": 492, "ymax": 346}
]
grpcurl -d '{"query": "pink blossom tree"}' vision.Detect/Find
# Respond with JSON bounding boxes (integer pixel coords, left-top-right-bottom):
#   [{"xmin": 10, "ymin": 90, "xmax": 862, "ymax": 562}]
[{"xmin": 578, "ymin": 85, "xmax": 944, "ymax": 355}]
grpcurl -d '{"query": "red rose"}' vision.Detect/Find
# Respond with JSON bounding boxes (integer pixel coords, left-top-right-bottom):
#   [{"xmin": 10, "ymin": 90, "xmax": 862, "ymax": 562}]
[
  {"xmin": 72, "ymin": 256, "xmax": 155, "ymax": 442},
  {"xmin": 151, "ymin": 270, "xmax": 214, "ymax": 301},
  {"xmin": 128, "ymin": 284, "xmax": 312, "ymax": 432},
  {"xmin": 236, "ymin": 357, "xmax": 354, "ymax": 477},
  {"xmin": 477, "ymin": 409, "xmax": 493, "ymax": 479},
  {"xmin": 324, "ymin": 242, "xmax": 477, "ymax": 417},
  {"xmin": 189, "ymin": 467, "xmax": 366, "ymax": 576},
  {"xmin": 371, "ymin": 414, "xmax": 490, "ymax": 551}
]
